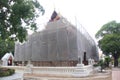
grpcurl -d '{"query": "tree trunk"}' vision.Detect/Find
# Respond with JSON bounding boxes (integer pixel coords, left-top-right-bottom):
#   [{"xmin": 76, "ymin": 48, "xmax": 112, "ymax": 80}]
[
  {"xmin": 114, "ymin": 59, "xmax": 118, "ymax": 67},
  {"xmin": 113, "ymin": 52, "xmax": 119, "ymax": 67}
]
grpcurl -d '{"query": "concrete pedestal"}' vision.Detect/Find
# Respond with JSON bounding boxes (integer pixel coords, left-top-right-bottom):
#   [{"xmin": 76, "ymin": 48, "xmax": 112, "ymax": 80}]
[{"xmin": 72, "ymin": 64, "xmax": 91, "ymax": 77}]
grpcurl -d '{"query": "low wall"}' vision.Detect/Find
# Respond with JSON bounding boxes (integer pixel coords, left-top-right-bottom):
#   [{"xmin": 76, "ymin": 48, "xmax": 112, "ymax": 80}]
[
  {"xmin": 2, "ymin": 66, "xmax": 112, "ymax": 80},
  {"xmin": 24, "ymin": 72, "xmax": 112, "ymax": 80},
  {"xmin": 28, "ymin": 65, "xmax": 92, "ymax": 75},
  {"xmin": 24, "ymin": 66, "xmax": 111, "ymax": 80},
  {"xmin": 14, "ymin": 61, "xmax": 78, "ymax": 66},
  {"xmin": 1, "ymin": 65, "xmax": 92, "ymax": 74}
]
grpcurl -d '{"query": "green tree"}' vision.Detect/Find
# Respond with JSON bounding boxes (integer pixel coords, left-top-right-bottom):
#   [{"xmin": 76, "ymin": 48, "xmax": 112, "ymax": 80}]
[
  {"xmin": 0, "ymin": 38, "xmax": 15, "ymax": 59},
  {"xmin": 0, "ymin": 0, "xmax": 44, "ymax": 58},
  {"xmin": 95, "ymin": 21, "xmax": 120, "ymax": 67}
]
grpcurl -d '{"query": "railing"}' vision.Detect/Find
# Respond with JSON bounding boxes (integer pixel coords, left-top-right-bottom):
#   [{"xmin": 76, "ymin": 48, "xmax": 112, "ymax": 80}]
[
  {"xmin": 2, "ymin": 65, "xmax": 93, "ymax": 76},
  {"xmin": 2, "ymin": 65, "xmax": 112, "ymax": 80},
  {"xmin": 24, "ymin": 65, "xmax": 93, "ymax": 77},
  {"xmin": 31, "ymin": 67, "xmax": 75, "ymax": 74}
]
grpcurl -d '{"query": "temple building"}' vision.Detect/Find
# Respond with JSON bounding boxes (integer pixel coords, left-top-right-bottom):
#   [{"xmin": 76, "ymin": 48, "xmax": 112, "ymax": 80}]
[{"xmin": 14, "ymin": 11, "xmax": 99, "ymax": 66}]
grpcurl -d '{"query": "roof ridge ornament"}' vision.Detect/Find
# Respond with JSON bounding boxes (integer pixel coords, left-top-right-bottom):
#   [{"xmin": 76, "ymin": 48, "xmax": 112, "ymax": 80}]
[{"xmin": 49, "ymin": 10, "xmax": 60, "ymax": 22}]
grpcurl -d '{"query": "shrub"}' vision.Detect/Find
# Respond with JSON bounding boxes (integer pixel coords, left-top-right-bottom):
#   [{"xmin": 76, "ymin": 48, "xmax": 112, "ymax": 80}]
[
  {"xmin": 93, "ymin": 63, "xmax": 99, "ymax": 67},
  {"xmin": 98, "ymin": 59, "xmax": 105, "ymax": 72},
  {"xmin": 118, "ymin": 57, "xmax": 120, "ymax": 63},
  {"xmin": 104, "ymin": 56, "xmax": 111, "ymax": 67},
  {"xmin": 0, "ymin": 68, "xmax": 15, "ymax": 77}
]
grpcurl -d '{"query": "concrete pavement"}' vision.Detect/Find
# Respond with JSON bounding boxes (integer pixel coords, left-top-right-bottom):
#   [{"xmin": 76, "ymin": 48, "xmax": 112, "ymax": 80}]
[{"xmin": 112, "ymin": 68, "xmax": 120, "ymax": 80}]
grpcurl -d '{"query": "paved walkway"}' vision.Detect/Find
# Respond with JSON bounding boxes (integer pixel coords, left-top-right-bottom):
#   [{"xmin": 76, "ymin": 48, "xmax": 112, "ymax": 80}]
[{"xmin": 112, "ymin": 68, "xmax": 120, "ymax": 80}]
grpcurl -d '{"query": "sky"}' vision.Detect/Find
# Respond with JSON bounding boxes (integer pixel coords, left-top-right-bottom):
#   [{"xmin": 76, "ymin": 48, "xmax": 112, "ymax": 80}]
[{"xmin": 37, "ymin": 0, "xmax": 120, "ymax": 42}]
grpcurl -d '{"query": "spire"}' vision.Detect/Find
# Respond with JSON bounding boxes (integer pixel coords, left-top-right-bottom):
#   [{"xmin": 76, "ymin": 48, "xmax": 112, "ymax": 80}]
[
  {"xmin": 49, "ymin": 10, "xmax": 60, "ymax": 22},
  {"xmin": 51, "ymin": 11, "xmax": 57, "ymax": 20}
]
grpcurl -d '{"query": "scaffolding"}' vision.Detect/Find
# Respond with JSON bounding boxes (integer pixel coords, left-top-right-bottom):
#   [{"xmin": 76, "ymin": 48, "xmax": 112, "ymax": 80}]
[{"xmin": 14, "ymin": 15, "xmax": 99, "ymax": 66}]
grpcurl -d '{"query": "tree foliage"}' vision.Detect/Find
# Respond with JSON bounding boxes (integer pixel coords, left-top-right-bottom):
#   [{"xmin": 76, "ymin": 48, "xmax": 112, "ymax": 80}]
[
  {"xmin": 0, "ymin": 0, "xmax": 44, "ymax": 42},
  {"xmin": 0, "ymin": 0, "xmax": 44, "ymax": 58},
  {"xmin": 0, "ymin": 38, "xmax": 15, "ymax": 58},
  {"xmin": 95, "ymin": 21, "xmax": 120, "ymax": 66},
  {"xmin": 98, "ymin": 33, "xmax": 120, "ymax": 54},
  {"xmin": 96, "ymin": 21, "xmax": 120, "ymax": 55},
  {"xmin": 96, "ymin": 21, "xmax": 120, "ymax": 38}
]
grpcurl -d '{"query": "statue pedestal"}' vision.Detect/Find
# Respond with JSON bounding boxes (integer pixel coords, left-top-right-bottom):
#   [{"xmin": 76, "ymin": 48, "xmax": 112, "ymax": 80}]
[
  {"xmin": 72, "ymin": 64, "xmax": 90, "ymax": 77},
  {"xmin": 24, "ymin": 61, "xmax": 33, "ymax": 74},
  {"xmin": 76, "ymin": 63, "xmax": 84, "ymax": 67}
]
